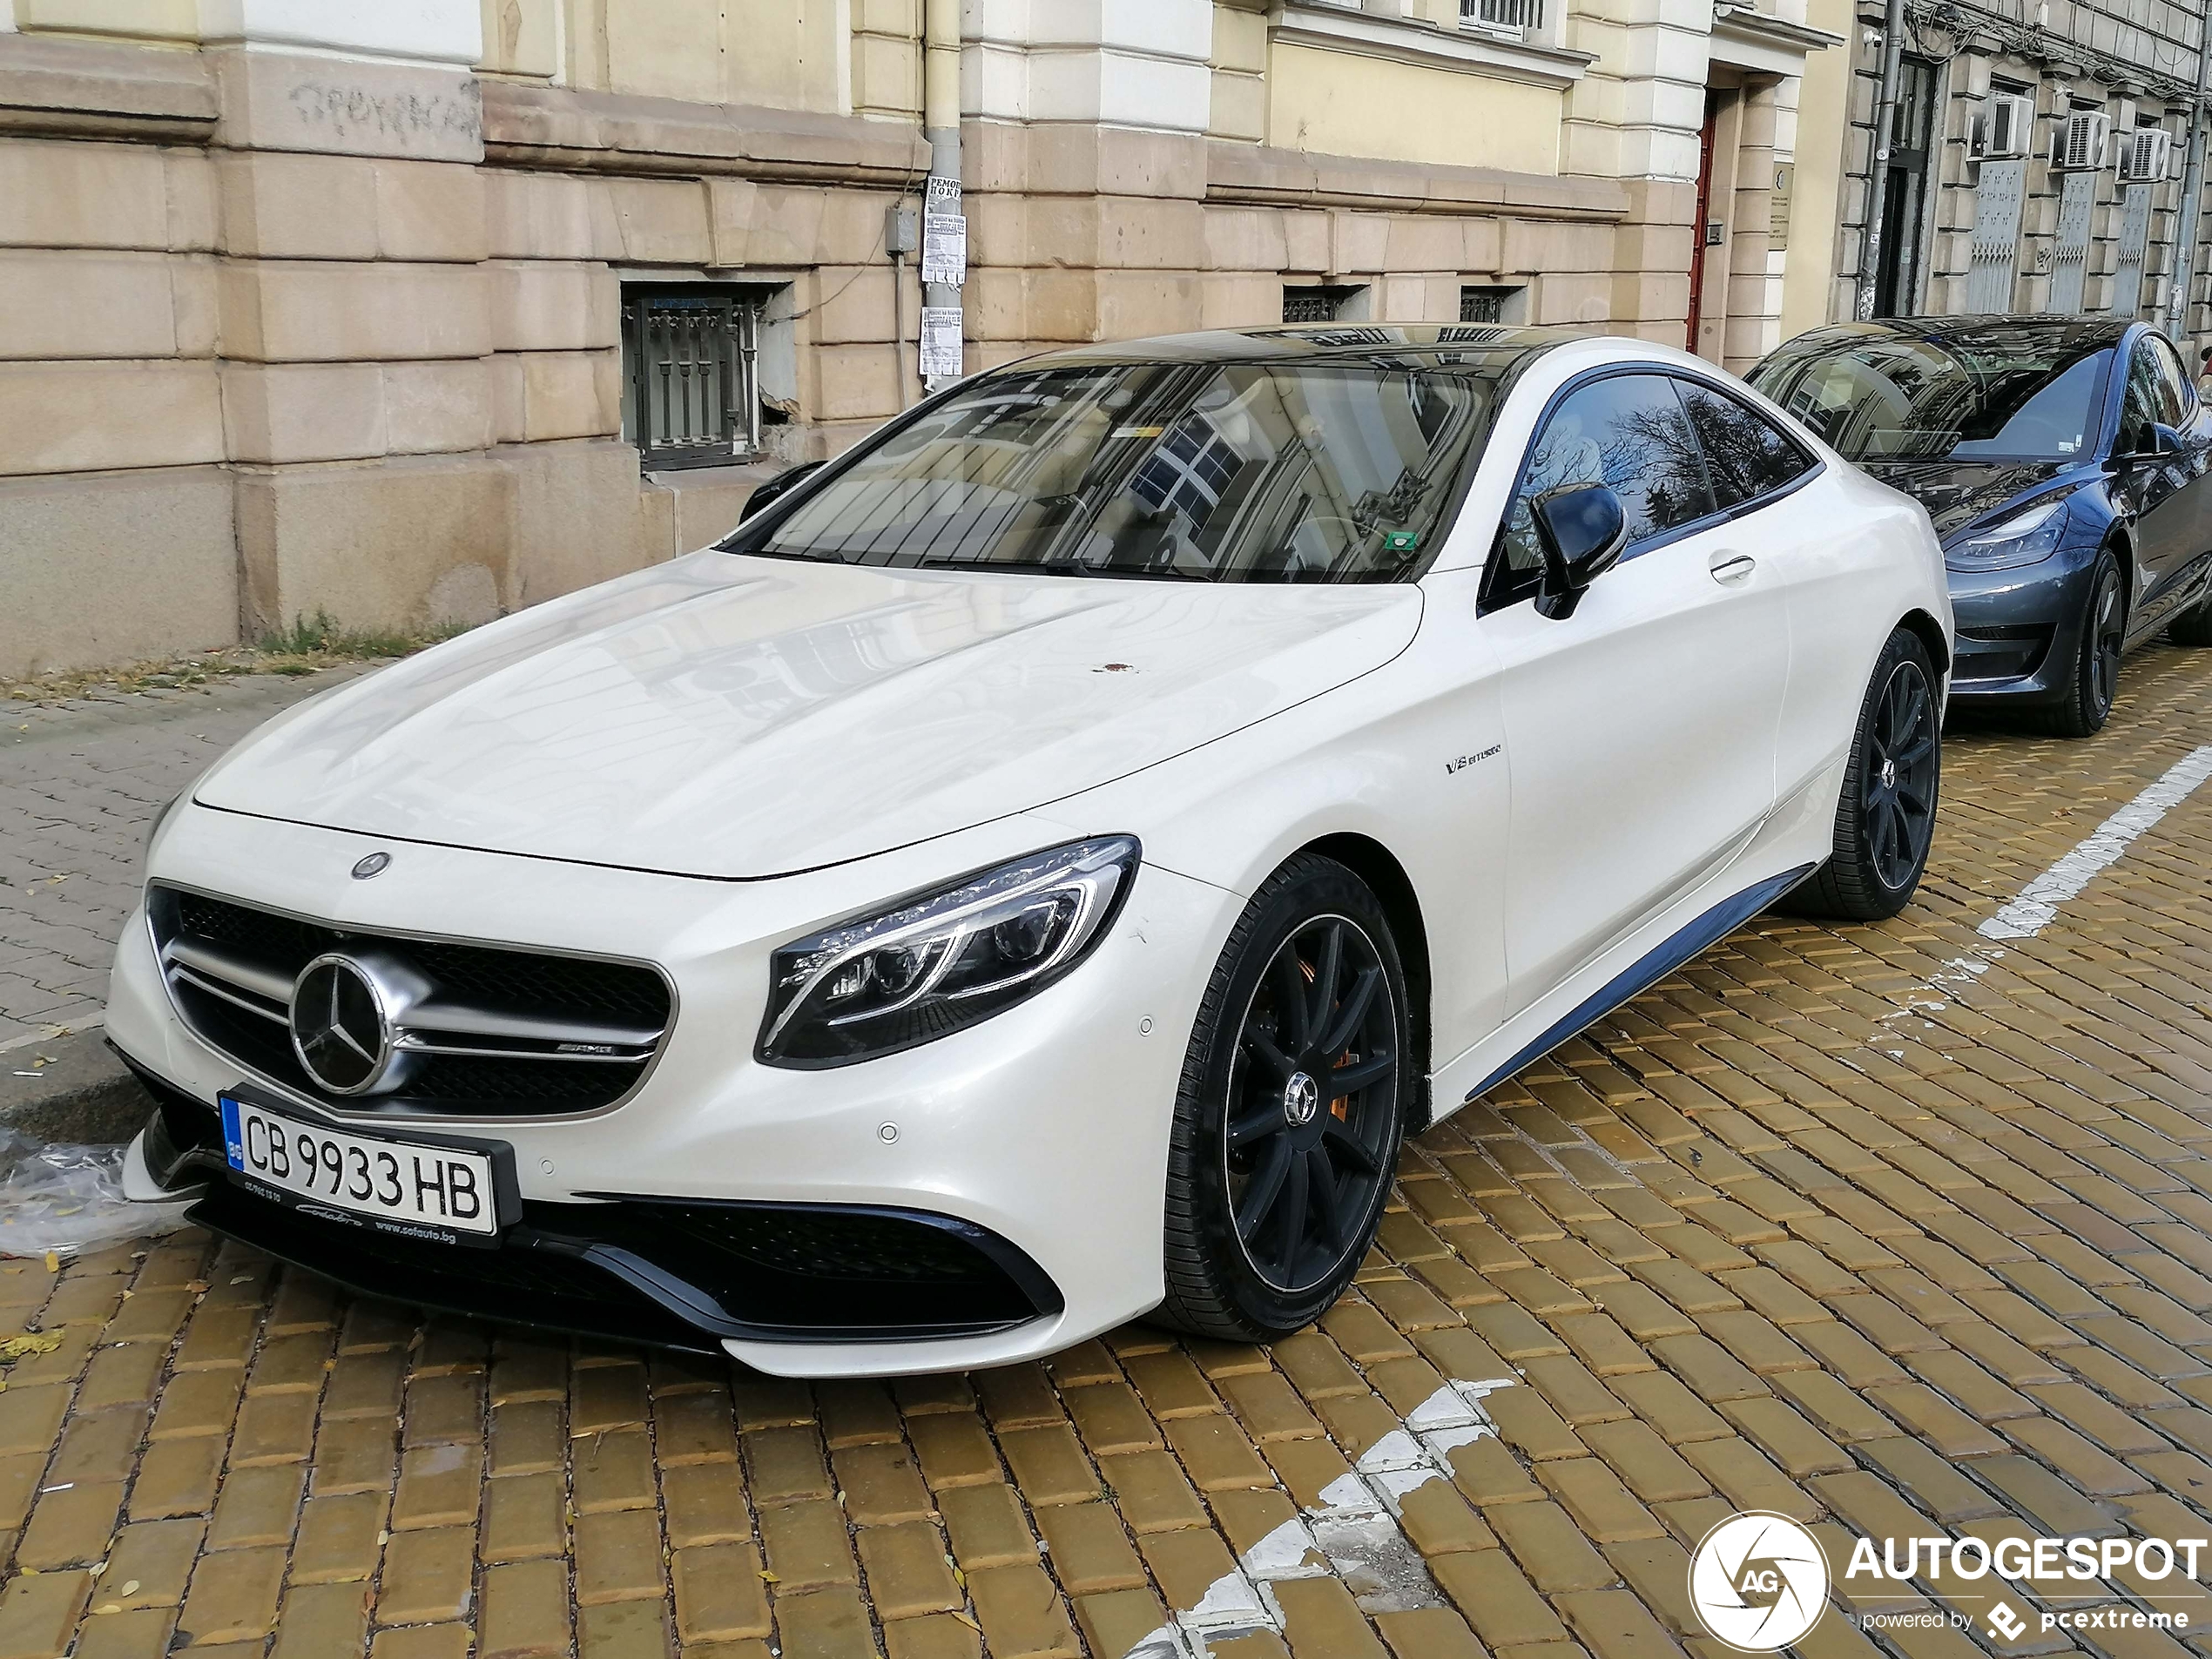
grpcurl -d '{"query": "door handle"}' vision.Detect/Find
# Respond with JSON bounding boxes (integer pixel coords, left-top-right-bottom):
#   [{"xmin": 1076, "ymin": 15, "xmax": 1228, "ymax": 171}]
[{"xmin": 1709, "ymin": 551, "xmax": 1756, "ymax": 584}]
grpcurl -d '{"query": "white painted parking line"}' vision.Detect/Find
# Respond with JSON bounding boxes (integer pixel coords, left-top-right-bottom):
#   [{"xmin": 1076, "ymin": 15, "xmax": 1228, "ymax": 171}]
[
  {"xmin": 1977, "ymin": 745, "xmax": 2212, "ymax": 941},
  {"xmin": 1122, "ymin": 1377, "xmax": 1518, "ymax": 1658}
]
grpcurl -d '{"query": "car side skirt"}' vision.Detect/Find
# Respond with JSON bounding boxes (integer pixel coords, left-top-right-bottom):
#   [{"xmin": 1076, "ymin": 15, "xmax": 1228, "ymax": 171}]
[{"xmin": 1456, "ymin": 861, "xmax": 1817, "ymax": 1106}]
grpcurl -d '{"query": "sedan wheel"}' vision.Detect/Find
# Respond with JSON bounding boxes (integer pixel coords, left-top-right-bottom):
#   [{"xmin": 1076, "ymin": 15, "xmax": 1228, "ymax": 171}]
[
  {"xmin": 1790, "ymin": 626, "xmax": 1940, "ymax": 921},
  {"xmin": 2037, "ymin": 552, "xmax": 2125, "ymax": 738},
  {"xmin": 1157, "ymin": 856, "xmax": 1410, "ymax": 1339}
]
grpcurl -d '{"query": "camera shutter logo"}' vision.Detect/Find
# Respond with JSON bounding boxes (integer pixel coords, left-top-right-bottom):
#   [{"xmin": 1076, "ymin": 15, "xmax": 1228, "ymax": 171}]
[{"xmin": 1688, "ymin": 1511, "xmax": 1830, "ymax": 1651}]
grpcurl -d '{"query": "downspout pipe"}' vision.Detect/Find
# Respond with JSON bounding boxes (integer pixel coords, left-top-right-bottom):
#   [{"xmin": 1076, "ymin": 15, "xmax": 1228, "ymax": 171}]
[
  {"xmin": 923, "ymin": 0, "xmax": 961, "ymax": 387},
  {"xmin": 2166, "ymin": 16, "xmax": 2211, "ymax": 343},
  {"xmin": 1854, "ymin": 0, "xmax": 1907, "ymax": 320}
]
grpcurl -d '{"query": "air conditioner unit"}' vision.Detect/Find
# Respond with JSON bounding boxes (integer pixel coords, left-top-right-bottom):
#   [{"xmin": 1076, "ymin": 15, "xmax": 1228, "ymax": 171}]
[
  {"xmin": 2119, "ymin": 127, "xmax": 2173, "ymax": 182},
  {"xmin": 1973, "ymin": 93, "xmax": 2034, "ymax": 158},
  {"xmin": 2052, "ymin": 111, "xmax": 2110, "ymax": 171}
]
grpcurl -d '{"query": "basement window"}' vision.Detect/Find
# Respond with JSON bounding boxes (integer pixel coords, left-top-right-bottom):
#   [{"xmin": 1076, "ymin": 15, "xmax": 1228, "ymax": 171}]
[
  {"xmin": 619, "ymin": 283, "xmax": 777, "ymax": 469},
  {"xmin": 1282, "ymin": 285, "xmax": 1368, "ymax": 323},
  {"xmin": 1460, "ymin": 285, "xmax": 1527, "ymax": 324}
]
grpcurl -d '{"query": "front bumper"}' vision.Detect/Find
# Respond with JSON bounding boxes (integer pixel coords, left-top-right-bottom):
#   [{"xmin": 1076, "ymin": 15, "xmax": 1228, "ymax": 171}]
[
  {"xmin": 1945, "ymin": 537, "xmax": 2101, "ymax": 704},
  {"xmin": 107, "ymin": 803, "xmax": 1239, "ymax": 1376}
]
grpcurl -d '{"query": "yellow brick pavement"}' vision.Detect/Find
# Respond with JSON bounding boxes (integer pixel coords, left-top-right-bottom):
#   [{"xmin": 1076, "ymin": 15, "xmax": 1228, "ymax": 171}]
[{"xmin": 7, "ymin": 647, "xmax": 2212, "ymax": 1657}]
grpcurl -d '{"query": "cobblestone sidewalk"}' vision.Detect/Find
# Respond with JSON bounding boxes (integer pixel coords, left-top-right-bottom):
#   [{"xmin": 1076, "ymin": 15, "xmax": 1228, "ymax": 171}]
[
  {"xmin": 5, "ymin": 648, "xmax": 2212, "ymax": 1659},
  {"xmin": 0, "ymin": 671, "xmax": 367, "ymax": 1055}
]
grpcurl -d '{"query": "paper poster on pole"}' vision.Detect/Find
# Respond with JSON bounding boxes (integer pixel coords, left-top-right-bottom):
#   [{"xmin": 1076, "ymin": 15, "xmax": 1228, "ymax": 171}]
[
  {"xmin": 921, "ymin": 174, "xmax": 966, "ymax": 287},
  {"xmin": 919, "ymin": 306, "xmax": 964, "ymax": 379}
]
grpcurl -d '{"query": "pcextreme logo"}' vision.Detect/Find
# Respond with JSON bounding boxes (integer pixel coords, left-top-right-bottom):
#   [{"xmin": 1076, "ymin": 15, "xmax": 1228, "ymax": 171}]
[
  {"xmin": 1689, "ymin": 1512, "xmax": 1830, "ymax": 1652},
  {"xmin": 1688, "ymin": 1511, "xmax": 2211, "ymax": 1649}
]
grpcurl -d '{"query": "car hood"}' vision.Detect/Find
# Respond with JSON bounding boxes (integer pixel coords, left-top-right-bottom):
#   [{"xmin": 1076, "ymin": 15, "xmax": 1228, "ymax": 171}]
[
  {"xmin": 1857, "ymin": 458, "xmax": 2078, "ymax": 542},
  {"xmin": 194, "ymin": 551, "xmax": 1422, "ymax": 880}
]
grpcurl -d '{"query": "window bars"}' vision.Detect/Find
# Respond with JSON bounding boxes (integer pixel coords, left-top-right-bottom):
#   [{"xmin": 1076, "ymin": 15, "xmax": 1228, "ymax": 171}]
[{"xmin": 1464, "ymin": 0, "xmax": 1542, "ymax": 31}]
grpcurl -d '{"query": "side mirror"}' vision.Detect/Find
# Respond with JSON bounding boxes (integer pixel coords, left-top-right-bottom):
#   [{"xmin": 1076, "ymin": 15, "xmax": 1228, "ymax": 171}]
[
  {"xmin": 738, "ymin": 459, "xmax": 826, "ymax": 523},
  {"xmin": 1529, "ymin": 483, "xmax": 1629, "ymax": 620},
  {"xmin": 2106, "ymin": 424, "xmax": 2176, "ymax": 471}
]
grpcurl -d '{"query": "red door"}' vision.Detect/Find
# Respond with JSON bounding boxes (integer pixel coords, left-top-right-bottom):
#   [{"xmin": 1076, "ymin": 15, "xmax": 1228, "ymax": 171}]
[{"xmin": 1686, "ymin": 94, "xmax": 1720, "ymax": 355}]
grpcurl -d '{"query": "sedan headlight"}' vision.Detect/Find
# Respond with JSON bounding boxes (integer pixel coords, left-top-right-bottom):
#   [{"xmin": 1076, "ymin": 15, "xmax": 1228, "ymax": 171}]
[
  {"xmin": 759, "ymin": 836, "xmax": 1140, "ymax": 1068},
  {"xmin": 1946, "ymin": 496, "xmax": 2070, "ymax": 570}
]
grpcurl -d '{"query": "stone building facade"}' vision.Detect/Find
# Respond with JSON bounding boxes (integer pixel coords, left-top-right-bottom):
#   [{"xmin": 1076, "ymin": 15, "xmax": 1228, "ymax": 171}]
[
  {"xmin": 1791, "ymin": 0, "xmax": 2209, "ymax": 334},
  {"xmin": 0, "ymin": 0, "xmax": 1846, "ymax": 678}
]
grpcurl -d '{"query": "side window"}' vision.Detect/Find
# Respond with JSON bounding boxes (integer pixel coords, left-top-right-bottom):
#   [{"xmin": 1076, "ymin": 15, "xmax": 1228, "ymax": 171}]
[
  {"xmin": 2124, "ymin": 340, "xmax": 2181, "ymax": 448},
  {"xmin": 1493, "ymin": 374, "xmax": 1717, "ymax": 602},
  {"xmin": 1674, "ymin": 381, "xmax": 1816, "ymax": 509},
  {"xmin": 2147, "ymin": 334, "xmax": 2195, "ymax": 420}
]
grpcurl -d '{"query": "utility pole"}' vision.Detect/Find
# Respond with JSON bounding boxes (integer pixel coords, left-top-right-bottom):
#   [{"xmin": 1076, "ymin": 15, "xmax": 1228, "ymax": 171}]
[
  {"xmin": 2166, "ymin": 15, "xmax": 2211, "ymax": 343},
  {"xmin": 1854, "ymin": 0, "xmax": 1908, "ymax": 320},
  {"xmin": 918, "ymin": 0, "xmax": 965, "ymax": 391}
]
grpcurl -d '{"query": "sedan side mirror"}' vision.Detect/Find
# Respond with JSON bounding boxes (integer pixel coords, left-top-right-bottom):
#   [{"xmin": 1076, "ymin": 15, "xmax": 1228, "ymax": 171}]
[
  {"xmin": 2113, "ymin": 422, "xmax": 2182, "ymax": 466},
  {"xmin": 1529, "ymin": 483, "xmax": 1629, "ymax": 621},
  {"xmin": 739, "ymin": 459, "xmax": 827, "ymax": 523}
]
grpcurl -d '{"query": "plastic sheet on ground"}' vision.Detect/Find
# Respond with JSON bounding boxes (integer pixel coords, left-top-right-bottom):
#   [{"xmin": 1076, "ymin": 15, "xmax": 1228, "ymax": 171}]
[{"xmin": 0, "ymin": 1127, "xmax": 190, "ymax": 1258}]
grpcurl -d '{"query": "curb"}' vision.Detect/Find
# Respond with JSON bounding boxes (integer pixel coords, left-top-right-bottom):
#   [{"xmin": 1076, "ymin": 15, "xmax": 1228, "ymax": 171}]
[{"xmin": 0, "ymin": 1027, "xmax": 152, "ymax": 1145}]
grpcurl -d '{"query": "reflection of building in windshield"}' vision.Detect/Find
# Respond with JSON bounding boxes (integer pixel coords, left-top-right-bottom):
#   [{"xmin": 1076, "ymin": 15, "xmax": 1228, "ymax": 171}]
[
  {"xmin": 763, "ymin": 361, "xmax": 1494, "ymax": 582},
  {"xmin": 1764, "ymin": 333, "xmax": 2107, "ymax": 462}
]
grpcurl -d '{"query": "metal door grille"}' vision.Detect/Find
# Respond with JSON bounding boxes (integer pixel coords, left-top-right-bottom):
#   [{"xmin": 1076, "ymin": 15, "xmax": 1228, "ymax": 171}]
[
  {"xmin": 2112, "ymin": 182, "xmax": 2151, "ymax": 318},
  {"xmin": 1966, "ymin": 158, "xmax": 2025, "ymax": 314},
  {"xmin": 2050, "ymin": 170, "xmax": 2096, "ymax": 314},
  {"xmin": 621, "ymin": 289, "xmax": 762, "ymax": 468}
]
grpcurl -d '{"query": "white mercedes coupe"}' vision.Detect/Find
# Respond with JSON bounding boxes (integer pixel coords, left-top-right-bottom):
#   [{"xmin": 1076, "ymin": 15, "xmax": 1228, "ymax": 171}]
[{"xmin": 109, "ymin": 326, "xmax": 1952, "ymax": 1377}]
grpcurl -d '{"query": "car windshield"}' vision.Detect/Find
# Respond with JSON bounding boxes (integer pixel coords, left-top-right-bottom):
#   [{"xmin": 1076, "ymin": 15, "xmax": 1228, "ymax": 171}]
[
  {"xmin": 744, "ymin": 359, "xmax": 1504, "ymax": 583},
  {"xmin": 1750, "ymin": 331, "xmax": 2111, "ymax": 462}
]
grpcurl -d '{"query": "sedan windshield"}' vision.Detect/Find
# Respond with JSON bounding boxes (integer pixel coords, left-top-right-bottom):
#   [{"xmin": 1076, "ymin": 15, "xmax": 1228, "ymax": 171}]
[
  {"xmin": 749, "ymin": 359, "xmax": 1503, "ymax": 583},
  {"xmin": 1750, "ymin": 330, "xmax": 2111, "ymax": 462}
]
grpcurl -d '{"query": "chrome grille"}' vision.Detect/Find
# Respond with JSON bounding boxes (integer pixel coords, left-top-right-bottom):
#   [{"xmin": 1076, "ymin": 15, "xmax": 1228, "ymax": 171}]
[{"xmin": 149, "ymin": 886, "xmax": 673, "ymax": 1118}]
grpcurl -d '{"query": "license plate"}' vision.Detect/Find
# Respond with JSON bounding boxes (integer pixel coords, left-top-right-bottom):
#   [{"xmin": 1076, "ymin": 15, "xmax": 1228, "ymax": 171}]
[{"xmin": 219, "ymin": 1096, "xmax": 501, "ymax": 1240}]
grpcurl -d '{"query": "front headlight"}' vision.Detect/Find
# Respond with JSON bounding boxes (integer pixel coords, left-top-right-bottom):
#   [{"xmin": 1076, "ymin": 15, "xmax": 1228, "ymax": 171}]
[
  {"xmin": 758, "ymin": 836, "xmax": 1140, "ymax": 1068},
  {"xmin": 1946, "ymin": 496, "xmax": 2070, "ymax": 570}
]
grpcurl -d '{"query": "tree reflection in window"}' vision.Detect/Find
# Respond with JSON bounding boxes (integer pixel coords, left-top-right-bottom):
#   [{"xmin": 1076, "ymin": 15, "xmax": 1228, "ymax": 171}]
[{"xmin": 1498, "ymin": 374, "xmax": 1715, "ymax": 584}]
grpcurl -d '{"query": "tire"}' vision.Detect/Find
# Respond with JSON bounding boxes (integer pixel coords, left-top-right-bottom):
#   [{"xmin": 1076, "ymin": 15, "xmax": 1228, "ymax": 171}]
[
  {"xmin": 1791, "ymin": 627, "xmax": 1941, "ymax": 922},
  {"xmin": 2032, "ymin": 550, "xmax": 2125, "ymax": 738},
  {"xmin": 1155, "ymin": 855, "xmax": 1411, "ymax": 1341}
]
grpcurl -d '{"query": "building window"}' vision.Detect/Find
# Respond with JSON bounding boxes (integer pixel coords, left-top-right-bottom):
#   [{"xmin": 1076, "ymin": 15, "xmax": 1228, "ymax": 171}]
[
  {"xmin": 1463, "ymin": 0, "xmax": 1543, "ymax": 31},
  {"xmin": 1282, "ymin": 285, "xmax": 1366, "ymax": 323},
  {"xmin": 619, "ymin": 284, "xmax": 767, "ymax": 469},
  {"xmin": 1460, "ymin": 285, "xmax": 1525, "ymax": 323}
]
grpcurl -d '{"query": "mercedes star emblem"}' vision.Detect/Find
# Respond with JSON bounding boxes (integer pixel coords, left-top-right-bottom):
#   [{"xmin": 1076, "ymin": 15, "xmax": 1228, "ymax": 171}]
[
  {"xmin": 352, "ymin": 852, "xmax": 392, "ymax": 880},
  {"xmin": 290, "ymin": 954, "xmax": 395, "ymax": 1095}
]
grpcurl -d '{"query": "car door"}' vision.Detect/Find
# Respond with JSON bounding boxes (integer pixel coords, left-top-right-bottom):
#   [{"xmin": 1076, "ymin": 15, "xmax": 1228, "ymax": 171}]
[
  {"xmin": 2113, "ymin": 331, "xmax": 2211, "ymax": 637},
  {"xmin": 1480, "ymin": 371, "xmax": 1791, "ymax": 1015},
  {"xmin": 1668, "ymin": 378, "xmax": 1844, "ymax": 811}
]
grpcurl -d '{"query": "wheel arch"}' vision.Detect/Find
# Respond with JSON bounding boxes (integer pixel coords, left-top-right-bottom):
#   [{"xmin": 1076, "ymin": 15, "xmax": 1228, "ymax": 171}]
[
  {"xmin": 1295, "ymin": 832, "xmax": 1434, "ymax": 1133},
  {"xmin": 1898, "ymin": 607, "xmax": 1951, "ymax": 678}
]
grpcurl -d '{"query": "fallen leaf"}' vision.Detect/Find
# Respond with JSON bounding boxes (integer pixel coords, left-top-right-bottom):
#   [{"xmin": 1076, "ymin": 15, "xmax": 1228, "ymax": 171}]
[{"xmin": 118, "ymin": 1581, "xmax": 139, "ymax": 1596}]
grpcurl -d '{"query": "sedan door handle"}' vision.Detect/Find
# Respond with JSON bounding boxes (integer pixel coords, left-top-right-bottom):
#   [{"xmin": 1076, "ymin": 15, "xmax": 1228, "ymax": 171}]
[{"xmin": 1709, "ymin": 551, "xmax": 1757, "ymax": 584}]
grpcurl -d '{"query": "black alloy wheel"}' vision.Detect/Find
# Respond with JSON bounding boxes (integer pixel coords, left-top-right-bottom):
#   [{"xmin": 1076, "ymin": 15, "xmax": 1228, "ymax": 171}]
[
  {"xmin": 1864, "ymin": 654, "xmax": 1939, "ymax": 892},
  {"xmin": 2038, "ymin": 551, "xmax": 2125, "ymax": 738},
  {"xmin": 1224, "ymin": 915, "xmax": 1398, "ymax": 1295},
  {"xmin": 1156, "ymin": 855, "xmax": 1411, "ymax": 1339},
  {"xmin": 1790, "ymin": 626, "xmax": 1941, "ymax": 921}
]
